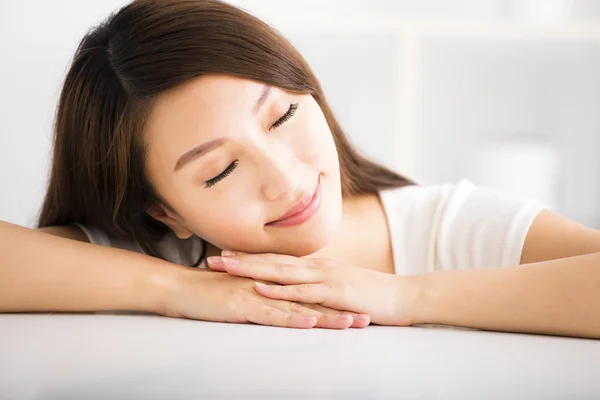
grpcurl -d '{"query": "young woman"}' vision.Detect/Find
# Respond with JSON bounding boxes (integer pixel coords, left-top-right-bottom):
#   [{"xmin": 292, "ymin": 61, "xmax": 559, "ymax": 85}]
[{"xmin": 1, "ymin": 0, "xmax": 599, "ymax": 338}]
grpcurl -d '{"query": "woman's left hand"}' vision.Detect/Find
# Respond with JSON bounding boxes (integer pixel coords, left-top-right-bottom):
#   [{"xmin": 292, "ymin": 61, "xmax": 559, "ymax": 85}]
[{"xmin": 206, "ymin": 251, "xmax": 414, "ymax": 326}]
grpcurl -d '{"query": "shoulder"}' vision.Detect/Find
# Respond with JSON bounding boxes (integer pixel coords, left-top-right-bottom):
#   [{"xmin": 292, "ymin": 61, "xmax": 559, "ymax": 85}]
[
  {"xmin": 379, "ymin": 179, "xmax": 550, "ymax": 274},
  {"xmin": 379, "ymin": 179, "xmax": 547, "ymax": 219}
]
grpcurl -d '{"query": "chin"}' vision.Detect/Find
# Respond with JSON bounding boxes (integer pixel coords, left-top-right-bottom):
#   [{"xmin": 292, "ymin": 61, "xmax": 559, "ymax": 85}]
[
  {"xmin": 275, "ymin": 221, "xmax": 340, "ymax": 257},
  {"xmin": 270, "ymin": 188, "xmax": 343, "ymax": 257}
]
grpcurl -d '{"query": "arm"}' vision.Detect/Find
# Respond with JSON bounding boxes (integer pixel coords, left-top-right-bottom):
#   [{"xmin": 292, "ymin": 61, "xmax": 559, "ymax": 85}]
[
  {"xmin": 407, "ymin": 210, "xmax": 600, "ymax": 339},
  {"xmin": 0, "ymin": 220, "xmax": 182, "ymax": 314},
  {"xmin": 211, "ymin": 202, "xmax": 600, "ymax": 336},
  {"xmin": 0, "ymin": 220, "xmax": 362, "ymax": 329}
]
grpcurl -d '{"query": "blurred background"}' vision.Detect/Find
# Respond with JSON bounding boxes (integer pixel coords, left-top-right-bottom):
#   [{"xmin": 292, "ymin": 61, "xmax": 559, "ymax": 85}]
[{"xmin": 1, "ymin": 0, "xmax": 599, "ymax": 228}]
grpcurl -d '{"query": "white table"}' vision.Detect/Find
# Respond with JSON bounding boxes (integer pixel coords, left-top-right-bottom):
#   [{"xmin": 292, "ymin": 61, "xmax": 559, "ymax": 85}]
[{"xmin": 1, "ymin": 313, "xmax": 599, "ymax": 399}]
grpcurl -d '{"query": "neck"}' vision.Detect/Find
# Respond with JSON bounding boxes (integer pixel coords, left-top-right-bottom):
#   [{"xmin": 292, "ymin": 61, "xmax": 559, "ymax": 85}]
[
  {"xmin": 204, "ymin": 192, "xmax": 394, "ymax": 273},
  {"xmin": 308, "ymin": 192, "xmax": 394, "ymax": 273}
]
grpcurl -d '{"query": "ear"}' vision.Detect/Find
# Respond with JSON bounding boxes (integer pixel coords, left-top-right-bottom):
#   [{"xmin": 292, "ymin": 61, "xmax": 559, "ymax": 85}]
[{"xmin": 148, "ymin": 204, "xmax": 194, "ymax": 240}]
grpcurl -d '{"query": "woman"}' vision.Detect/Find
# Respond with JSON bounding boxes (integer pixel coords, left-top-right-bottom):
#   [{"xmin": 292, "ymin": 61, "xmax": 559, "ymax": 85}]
[{"xmin": 1, "ymin": 0, "xmax": 599, "ymax": 338}]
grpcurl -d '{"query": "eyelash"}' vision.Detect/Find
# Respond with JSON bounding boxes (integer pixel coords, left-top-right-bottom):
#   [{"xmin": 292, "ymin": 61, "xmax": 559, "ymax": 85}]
[
  {"xmin": 205, "ymin": 160, "xmax": 238, "ymax": 188},
  {"xmin": 269, "ymin": 102, "xmax": 299, "ymax": 130},
  {"xmin": 204, "ymin": 102, "xmax": 299, "ymax": 188}
]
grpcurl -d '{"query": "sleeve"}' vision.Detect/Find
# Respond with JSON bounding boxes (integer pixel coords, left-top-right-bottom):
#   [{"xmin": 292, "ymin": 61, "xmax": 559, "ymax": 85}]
[
  {"xmin": 72, "ymin": 223, "xmax": 145, "ymax": 253},
  {"xmin": 380, "ymin": 179, "xmax": 550, "ymax": 275},
  {"xmin": 72, "ymin": 223, "xmax": 205, "ymax": 268}
]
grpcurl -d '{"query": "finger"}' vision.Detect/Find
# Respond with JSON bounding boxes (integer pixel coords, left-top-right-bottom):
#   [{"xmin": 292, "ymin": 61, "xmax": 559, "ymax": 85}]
[
  {"xmin": 206, "ymin": 258, "xmax": 226, "ymax": 272},
  {"xmin": 304, "ymin": 304, "xmax": 371, "ymax": 329},
  {"xmin": 254, "ymin": 281, "xmax": 329, "ymax": 303},
  {"xmin": 222, "ymin": 251, "xmax": 314, "ymax": 268},
  {"xmin": 207, "ymin": 256, "xmax": 323, "ymax": 285},
  {"xmin": 243, "ymin": 303, "xmax": 317, "ymax": 329},
  {"xmin": 268, "ymin": 300, "xmax": 353, "ymax": 330},
  {"xmin": 350, "ymin": 314, "xmax": 370, "ymax": 328},
  {"xmin": 221, "ymin": 249, "xmax": 247, "ymax": 257},
  {"xmin": 261, "ymin": 287, "xmax": 371, "ymax": 329}
]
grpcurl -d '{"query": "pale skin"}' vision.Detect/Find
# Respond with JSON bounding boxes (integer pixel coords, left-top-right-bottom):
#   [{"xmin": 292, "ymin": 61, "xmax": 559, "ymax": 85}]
[
  {"xmin": 145, "ymin": 73, "xmax": 391, "ymax": 328},
  {"xmin": 1, "ymin": 74, "xmax": 599, "ymax": 338}
]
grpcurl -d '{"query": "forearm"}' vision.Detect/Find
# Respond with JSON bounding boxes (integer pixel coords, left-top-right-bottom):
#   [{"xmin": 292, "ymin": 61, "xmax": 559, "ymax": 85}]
[
  {"xmin": 407, "ymin": 252, "xmax": 600, "ymax": 339},
  {"xmin": 0, "ymin": 220, "xmax": 185, "ymax": 314}
]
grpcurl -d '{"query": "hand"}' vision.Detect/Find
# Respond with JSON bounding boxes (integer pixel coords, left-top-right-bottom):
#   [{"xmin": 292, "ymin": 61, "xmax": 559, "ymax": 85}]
[
  {"xmin": 158, "ymin": 268, "xmax": 370, "ymax": 329},
  {"xmin": 207, "ymin": 252, "xmax": 413, "ymax": 326}
]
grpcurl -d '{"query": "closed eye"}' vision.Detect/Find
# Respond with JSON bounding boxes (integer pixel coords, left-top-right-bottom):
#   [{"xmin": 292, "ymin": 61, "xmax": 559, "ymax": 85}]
[
  {"xmin": 205, "ymin": 160, "xmax": 238, "ymax": 188},
  {"xmin": 270, "ymin": 102, "xmax": 299, "ymax": 130},
  {"xmin": 204, "ymin": 102, "xmax": 299, "ymax": 189}
]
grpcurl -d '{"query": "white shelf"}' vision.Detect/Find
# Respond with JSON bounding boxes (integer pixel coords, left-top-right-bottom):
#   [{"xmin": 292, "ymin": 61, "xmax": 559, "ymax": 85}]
[
  {"xmin": 250, "ymin": 11, "xmax": 600, "ymax": 40},
  {"xmin": 253, "ymin": 11, "xmax": 600, "ymax": 178}
]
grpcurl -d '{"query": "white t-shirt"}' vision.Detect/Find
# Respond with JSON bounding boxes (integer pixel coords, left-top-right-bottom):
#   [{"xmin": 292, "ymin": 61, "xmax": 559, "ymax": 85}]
[
  {"xmin": 75, "ymin": 179, "xmax": 549, "ymax": 274},
  {"xmin": 379, "ymin": 179, "xmax": 548, "ymax": 274}
]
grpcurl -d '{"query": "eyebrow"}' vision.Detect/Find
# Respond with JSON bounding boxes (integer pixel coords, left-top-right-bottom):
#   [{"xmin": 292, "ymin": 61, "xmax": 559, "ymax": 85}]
[
  {"xmin": 174, "ymin": 85, "xmax": 273, "ymax": 172},
  {"xmin": 174, "ymin": 138, "xmax": 228, "ymax": 171},
  {"xmin": 254, "ymin": 84, "xmax": 273, "ymax": 115}
]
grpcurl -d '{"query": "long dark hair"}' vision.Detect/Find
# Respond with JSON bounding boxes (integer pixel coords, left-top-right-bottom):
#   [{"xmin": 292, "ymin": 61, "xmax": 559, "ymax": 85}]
[{"xmin": 38, "ymin": 0, "xmax": 414, "ymax": 259}]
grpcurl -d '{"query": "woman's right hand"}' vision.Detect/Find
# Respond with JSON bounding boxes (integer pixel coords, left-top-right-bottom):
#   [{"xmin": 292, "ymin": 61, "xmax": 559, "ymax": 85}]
[{"xmin": 158, "ymin": 268, "xmax": 370, "ymax": 329}]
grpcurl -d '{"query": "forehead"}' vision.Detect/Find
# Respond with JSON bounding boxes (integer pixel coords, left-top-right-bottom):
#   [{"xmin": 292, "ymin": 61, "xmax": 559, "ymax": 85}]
[
  {"xmin": 144, "ymin": 75, "xmax": 266, "ymax": 156},
  {"xmin": 147, "ymin": 74, "xmax": 262, "ymax": 132},
  {"xmin": 143, "ymin": 75, "xmax": 266, "ymax": 174}
]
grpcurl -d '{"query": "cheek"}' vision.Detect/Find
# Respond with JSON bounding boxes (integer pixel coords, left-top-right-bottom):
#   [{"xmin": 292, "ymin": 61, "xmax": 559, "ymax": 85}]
[
  {"xmin": 180, "ymin": 196, "xmax": 264, "ymax": 249},
  {"xmin": 294, "ymin": 107, "xmax": 338, "ymax": 168}
]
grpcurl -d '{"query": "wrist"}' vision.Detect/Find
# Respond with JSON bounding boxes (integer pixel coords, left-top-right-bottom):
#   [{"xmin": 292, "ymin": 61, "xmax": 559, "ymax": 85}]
[
  {"xmin": 142, "ymin": 260, "xmax": 193, "ymax": 316},
  {"xmin": 395, "ymin": 273, "xmax": 430, "ymax": 326}
]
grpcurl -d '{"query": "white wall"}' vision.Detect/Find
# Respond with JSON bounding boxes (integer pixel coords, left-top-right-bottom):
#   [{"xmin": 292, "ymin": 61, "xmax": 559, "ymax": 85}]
[
  {"xmin": 0, "ymin": 0, "xmax": 130, "ymax": 227},
  {"xmin": 2, "ymin": 0, "xmax": 600, "ymax": 228},
  {"xmin": 418, "ymin": 39, "xmax": 600, "ymax": 226}
]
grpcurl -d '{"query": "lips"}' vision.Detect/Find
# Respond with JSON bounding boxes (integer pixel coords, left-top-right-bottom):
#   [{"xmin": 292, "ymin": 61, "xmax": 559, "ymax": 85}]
[{"xmin": 266, "ymin": 175, "xmax": 321, "ymax": 227}]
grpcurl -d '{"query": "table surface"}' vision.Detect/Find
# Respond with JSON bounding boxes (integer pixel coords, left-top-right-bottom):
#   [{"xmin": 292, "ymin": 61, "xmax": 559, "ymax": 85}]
[{"xmin": 1, "ymin": 313, "xmax": 599, "ymax": 400}]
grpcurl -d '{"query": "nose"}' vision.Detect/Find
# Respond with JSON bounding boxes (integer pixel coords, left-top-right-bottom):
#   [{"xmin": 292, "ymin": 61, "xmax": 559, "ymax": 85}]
[{"xmin": 258, "ymin": 145, "xmax": 303, "ymax": 202}]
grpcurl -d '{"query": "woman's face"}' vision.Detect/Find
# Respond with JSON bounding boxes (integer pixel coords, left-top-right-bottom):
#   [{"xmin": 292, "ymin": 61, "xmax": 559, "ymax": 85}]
[{"xmin": 144, "ymin": 74, "xmax": 343, "ymax": 256}]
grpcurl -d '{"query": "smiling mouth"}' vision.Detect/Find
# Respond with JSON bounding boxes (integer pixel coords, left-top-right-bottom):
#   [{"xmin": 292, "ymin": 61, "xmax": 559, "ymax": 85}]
[{"xmin": 266, "ymin": 175, "xmax": 322, "ymax": 227}]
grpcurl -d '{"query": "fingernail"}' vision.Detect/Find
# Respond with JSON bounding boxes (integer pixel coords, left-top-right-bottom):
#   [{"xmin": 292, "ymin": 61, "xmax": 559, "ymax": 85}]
[
  {"xmin": 355, "ymin": 314, "xmax": 370, "ymax": 322},
  {"xmin": 255, "ymin": 282, "xmax": 270, "ymax": 289},
  {"xmin": 207, "ymin": 256, "xmax": 238, "ymax": 266},
  {"xmin": 300, "ymin": 316, "xmax": 317, "ymax": 324},
  {"xmin": 206, "ymin": 256, "xmax": 223, "ymax": 266},
  {"xmin": 221, "ymin": 250, "xmax": 236, "ymax": 257},
  {"xmin": 337, "ymin": 314, "xmax": 352, "ymax": 320}
]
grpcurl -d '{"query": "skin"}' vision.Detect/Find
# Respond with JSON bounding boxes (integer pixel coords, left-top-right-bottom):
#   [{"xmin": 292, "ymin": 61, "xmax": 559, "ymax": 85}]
[
  {"xmin": 145, "ymin": 74, "xmax": 394, "ymax": 274},
  {"xmin": 140, "ymin": 73, "xmax": 600, "ymax": 337},
  {"xmin": 139, "ymin": 73, "xmax": 398, "ymax": 329}
]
